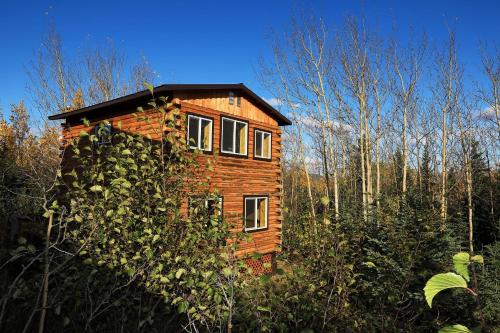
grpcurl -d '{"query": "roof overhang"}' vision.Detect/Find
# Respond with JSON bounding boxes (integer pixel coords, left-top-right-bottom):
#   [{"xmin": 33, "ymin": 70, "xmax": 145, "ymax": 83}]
[{"xmin": 48, "ymin": 83, "xmax": 292, "ymax": 126}]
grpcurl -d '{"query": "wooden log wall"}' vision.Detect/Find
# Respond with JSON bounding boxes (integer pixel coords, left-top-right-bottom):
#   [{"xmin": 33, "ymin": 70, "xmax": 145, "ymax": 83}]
[{"xmin": 60, "ymin": 91, "xmax": 284, "ymax": 258}]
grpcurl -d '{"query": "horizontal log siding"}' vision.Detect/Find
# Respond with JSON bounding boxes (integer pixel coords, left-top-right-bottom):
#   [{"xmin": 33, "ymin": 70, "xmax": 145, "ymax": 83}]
[
  {"xmin": 60, "ymin": 100, "xmax": 283, "ymax": 257},
  {"xmin": 181, "ymin": 102, "xmax": 282, "ymax": 257}
]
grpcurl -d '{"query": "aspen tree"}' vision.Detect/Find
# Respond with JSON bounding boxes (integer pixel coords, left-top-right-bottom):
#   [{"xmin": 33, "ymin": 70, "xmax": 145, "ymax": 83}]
[{"xmin": 389, "ymin": 36, "xmax": 426, "ymax": 196}]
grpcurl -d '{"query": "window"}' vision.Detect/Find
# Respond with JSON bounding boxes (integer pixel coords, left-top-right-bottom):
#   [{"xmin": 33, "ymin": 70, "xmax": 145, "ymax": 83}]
[
  {"xmin": 221, "ymin": 117, "xmax": 248, "ymax": 155},
  {"xmin": 187, "ymin": 115, "xmax": 213, "ymax": 151},
  {"xmin": 189, "ymin": 196, "xmax": 223, "ymax": 227},
  {"xmin": 229, "ymin": 91, "xmax": 235, "ymax": 105},
  {"xmin": 244, "ymin": 196, "xmax": 268, "ymax": 231},
  {"xmin": 254, "ymin": 129, "xmax": 271, "ymax": 159},
  {"xmin": 236, "ymin": 96, "xmax": 241, "ymax": 107},
  {"xmin": 95, "ymin": 123, "xmax": 112, "ymax": 145}
]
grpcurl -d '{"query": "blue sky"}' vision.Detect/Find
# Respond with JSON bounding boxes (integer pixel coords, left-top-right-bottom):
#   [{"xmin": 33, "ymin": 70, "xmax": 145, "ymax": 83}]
[{"xmin": 0, "ymin": 0, "xmax": 498, "ymax": 120}]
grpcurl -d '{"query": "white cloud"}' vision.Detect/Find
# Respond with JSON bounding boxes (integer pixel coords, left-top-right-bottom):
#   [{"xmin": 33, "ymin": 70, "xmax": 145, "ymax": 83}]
[
  {"xmin": 295, "ymin": 115, "xmax": 354, "ymax": 134},
  {"xmin": 478, "ymin": 106, "xmax": 497, "ymax": 121},
  {"xmin": 263, "ymin": 97, "xmax": 283, "ymax": 107},
  {"xmin": 263, "ymin": 97, "xmax": 300, "ymax": 109}
]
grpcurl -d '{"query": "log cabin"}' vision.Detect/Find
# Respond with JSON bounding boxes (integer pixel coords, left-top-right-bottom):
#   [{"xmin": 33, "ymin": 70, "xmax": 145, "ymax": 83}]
[{"xmin": 48, "ymin": 83, "xmax": 292, "ymax": 274}]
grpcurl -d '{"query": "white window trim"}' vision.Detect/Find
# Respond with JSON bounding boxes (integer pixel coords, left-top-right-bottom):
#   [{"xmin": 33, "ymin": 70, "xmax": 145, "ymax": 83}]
[
  {"xmin": 220, "ymin": 117, "xmax": 248, "ymax": 156},
  {"xmin": 187, "ymin": 115, "xmax": 213, "ymax": 151},
  {"xmin": 254, "ymin": 129, "xmax": 272, "ymax": 159},
  {"xmin": 244, "ymin": 196, "xmax": 268, "ymax": 231},
  {"xmin": 189, "ymin": 196, "xmax": 223, "ymax": 216},
  {"xmin": 204, "ymin": 196, "xmax": 223, "ymax": 217}
]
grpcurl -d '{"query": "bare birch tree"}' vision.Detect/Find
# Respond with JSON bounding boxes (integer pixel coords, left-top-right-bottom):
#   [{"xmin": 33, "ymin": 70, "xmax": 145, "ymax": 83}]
[
  {"xmin": 388, "ymin": 33, "xmax": 426, "ymax": 196},
  {"xmin": 433, "ymin": 31, "xmax": 460, "ymax": 223},
  {"xmin": 337, "ymin": 17, "xmax": 373, "ymax": 220},
  {"xmin": 478, "ymin": 44, "xmax": 500, "ymax": 139}
]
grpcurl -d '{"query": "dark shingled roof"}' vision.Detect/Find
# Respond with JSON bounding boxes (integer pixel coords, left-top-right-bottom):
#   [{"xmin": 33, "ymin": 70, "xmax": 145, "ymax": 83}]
[{"xmin": 48, "ymin": 83, "xmax": 292, "ymax": 126}]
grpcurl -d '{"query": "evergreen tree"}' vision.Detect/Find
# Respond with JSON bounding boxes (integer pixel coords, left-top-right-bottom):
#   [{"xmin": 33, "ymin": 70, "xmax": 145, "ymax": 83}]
[{"xmin": 470, "ymin": 141, "xmax": 499, "ymax": 248}]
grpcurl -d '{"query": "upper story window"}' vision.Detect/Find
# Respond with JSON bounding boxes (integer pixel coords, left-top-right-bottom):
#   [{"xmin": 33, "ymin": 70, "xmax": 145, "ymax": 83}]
[
  {"xmin": 236, "ymin": 96, "xmax": 241, "ymax": 107},
  {"xmin": 244, "ymin": 196, "xmax": 268, "ymax": 231},
  {"xmin": 221, "ymin": 117, "xmax": 248, "ymax": 156},
  {"xmin": 254, "ymin": 129, "xmax": 271, "ymax": 160},
  {"xmin": 187, "ymin": 114, "xmax": 213, "ymax": 151},
  {"xmin": 95, "ymin": 123, "xmax": 112, "ymax": 145},
  {"xmin": 229, "ymin": 91, "xmax": 235, "ymax": 105}
]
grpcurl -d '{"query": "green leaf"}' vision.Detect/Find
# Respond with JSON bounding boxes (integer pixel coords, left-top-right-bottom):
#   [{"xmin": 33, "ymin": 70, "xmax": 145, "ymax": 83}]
[
  {"xmin": 121, "ymin": 149, "xmax": 132, "ymax": 155},
  {"xmin": 90, "ymin": 185, "xmax": 103, "ymax": 192},
  {"xmin": 320, "ymin": 196, "xmax": 330, "ymax": 206},
  {"xmin": 251, "ymin": 252, "xmax": 263, "ymax": 260},
  {"xmin": 177, "ymin": 301, "xmax": 189, "ymax": 314},
  {"xmin": 175, "ymin": 268, "xmax": 186, "ymax": 279},
  {"xmin": 120, "ymin": 257, "xmax": 127, "ymax": 265},
  {"xmin": 222, "ymin": 267, "xmax": 232, "ymax": 277},
  {"xmin": 257, "ymin": 306, "xmax": 271, "ymax": 312},
  {"xmin": 364, "ymin": 261, "xmax": 376, "ymax": 268},
  {"xmin": 438, "ymin": 324, "xmax": 472, "ymax": 333},
  {"xmin": 259, "ymin": 275, "xmax": 270, "ymax": 284},
  {"xmin": 424, "ymin": 272, "xmax": 468, "ymax": 308},
  {"xmin": 143, "ymin": 82, "xmax": 154, "ymax": 95},
  {"xmin": 470, "ymin": 255, "xmax": 484, "ymax": 264},
  {"xmin": 453, "ymin": 252, "xmax": 470, "ymax": 281}
]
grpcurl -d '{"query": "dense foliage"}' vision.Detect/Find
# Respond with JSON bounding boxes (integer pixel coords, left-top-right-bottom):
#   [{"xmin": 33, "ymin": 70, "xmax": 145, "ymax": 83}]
[{"xmin": 1, "ymin": 13, "xmax": 499, "ymax": 333}]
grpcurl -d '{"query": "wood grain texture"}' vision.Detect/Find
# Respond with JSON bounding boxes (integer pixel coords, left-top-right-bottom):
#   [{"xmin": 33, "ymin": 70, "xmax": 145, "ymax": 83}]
[
  {"xmin": 60, "ymin": 94, "xmax": 284, "ymax": 257},
  {"xmin": 174, "ymin": 90, "xmax": 279, "ymax": 126}
]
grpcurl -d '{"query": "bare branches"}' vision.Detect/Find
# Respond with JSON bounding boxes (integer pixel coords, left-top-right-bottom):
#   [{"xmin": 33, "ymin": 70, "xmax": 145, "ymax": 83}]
[{"xmin": 27, "ymin": 25, "xmax": 157, "ymax": 118}]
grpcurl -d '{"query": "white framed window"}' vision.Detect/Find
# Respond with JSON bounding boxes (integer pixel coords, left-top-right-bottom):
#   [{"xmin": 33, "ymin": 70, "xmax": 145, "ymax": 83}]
[
  {"xmin": 244, "ymin": 196, "xmax": 268, "ymax": 231},
  {"xmin": 229, "ymin": 91, "xmax": 235, "ymax": 105},
  {"xmin": 95, "ymin": 123, "xmax": 112, "ymax": 145},
  {"xmin": 221, "ymin": 117, "xmax": 248, "ymax": 155},
  {"xmin": 189, "ymin": 196, "xmax": 223, "ymax": 227},
  {"xmin": 187, "ymin": 114, "xmax": 213, "ymax": 151},
  {"xmin": 254, "ymin": 129, "xmax": 271, "ymax": 159}
]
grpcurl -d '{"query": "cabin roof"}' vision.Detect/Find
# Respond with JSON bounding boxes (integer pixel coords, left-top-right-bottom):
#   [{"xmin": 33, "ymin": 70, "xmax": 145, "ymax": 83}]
[{"xmin": 48, "ymin": 83, "xmax": 292, "ymax": 126}]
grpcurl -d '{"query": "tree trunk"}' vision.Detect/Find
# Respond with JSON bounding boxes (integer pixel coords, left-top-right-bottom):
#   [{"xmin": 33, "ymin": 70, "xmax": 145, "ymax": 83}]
[
  {"xmin": 402, "ymin": 100, "xmax": 408, "ymax": 195},
  {"xmin": 359, "ymin": 99, "xmax": 368, "ymax": 221},
  {"xmin": 440, "ymin": 105, "xmax": 447, "ymax": 223},
  {"xmin": 375, "ymin": 98, "xmax": 381, "ymax": 211},
  {"xmin": 38, "ymin": 211, "xmax": 53, "ymax": 333}
]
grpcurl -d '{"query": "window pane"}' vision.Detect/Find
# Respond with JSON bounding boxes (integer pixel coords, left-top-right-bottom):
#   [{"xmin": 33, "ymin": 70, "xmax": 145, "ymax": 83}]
[
  {"xmin": 222, "ymin": 118, "xmax": 234, "ymax": 152},
  {"xmin": 245, "ymin": 199, "xmax": 255, "ymax": 229},
  {"xmin": 255, "ymin": 131, "xmax": 262, "ymax": 157},
  {"xmin": 200, "ymin": 119, "xmax": 211, "ymax": 150},
  {"xmin": 263, "ymin": 133, "xmax": 270, "ymax": 158},
  {"xmin": 236, "ymin": 122, "xmax": 246, "ymax": 154},
  {"xmin": 257, "ymin": 198, "xmax": 267, "ymax": 228},
  {"xmin": 206, "ymin": 198, "xmax": 222, "ymax": 217},
  {"xmin": 188, "ymin": 117, "xmax": 199, "ymax": 148}
]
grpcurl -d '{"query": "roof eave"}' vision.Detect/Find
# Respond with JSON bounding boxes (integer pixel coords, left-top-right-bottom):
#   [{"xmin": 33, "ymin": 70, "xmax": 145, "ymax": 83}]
[{"xmin": 48, "ymin": 84, "xmax": 292, "ymax": 126}]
